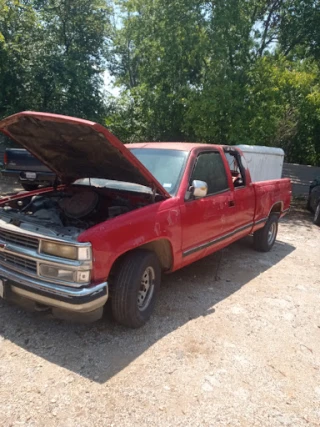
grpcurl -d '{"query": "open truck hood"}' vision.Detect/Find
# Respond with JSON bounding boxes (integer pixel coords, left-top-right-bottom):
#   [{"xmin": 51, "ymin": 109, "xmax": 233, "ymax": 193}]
[{"xmin": 0, "ymin": 112, "xmax": 170, "ymax": 197}]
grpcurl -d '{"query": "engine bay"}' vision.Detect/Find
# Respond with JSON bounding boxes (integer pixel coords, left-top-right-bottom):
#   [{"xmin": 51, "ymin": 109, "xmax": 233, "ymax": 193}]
[{"xmin": 0, "ymin": 185, "xmax": 151, "ymax": 239}]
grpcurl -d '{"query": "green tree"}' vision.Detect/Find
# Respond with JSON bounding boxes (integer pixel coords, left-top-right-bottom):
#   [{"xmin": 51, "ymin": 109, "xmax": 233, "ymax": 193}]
[
  {"xmin": 0, "ymin": 0, "xmax": 38, "ymax": 117},
  {"xmin": 279, "ymin": 0, "xmax": 320, "ymax": 59},
  {"xmin": 30, "ymin": 0, "xmax": 111, "ymax": 120},
  {"xmin": 1, "ymin": 1, "xmax": 320, "ymax": 165},
  {"xmin": 110, "ymin": 0, "xmax": 206, "ymax": 141},
  {"xmin": 109, "ymin": 0, "xmax": 320, "ymax": 165},
  {"xmin": 0, "ymin": 0, "xmax": 111, "ymax": 121}
]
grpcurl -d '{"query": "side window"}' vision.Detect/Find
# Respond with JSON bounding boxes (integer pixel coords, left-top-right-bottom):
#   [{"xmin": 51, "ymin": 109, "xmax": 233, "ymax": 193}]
[
  {"xmin": 224, "ymin": 151, "xmax": 246, "ymax": 187},
  {"xmin": 190, "ymin": 152, "xmax": 229, "ymax": 195}
]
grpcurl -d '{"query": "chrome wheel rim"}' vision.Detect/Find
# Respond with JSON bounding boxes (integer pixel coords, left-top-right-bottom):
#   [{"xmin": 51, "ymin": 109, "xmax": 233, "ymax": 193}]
[
  {"xmin": 137, "ymin": 266, "xmax": 155, "ymax": 311},
  {"xmin": 268, "ymin": 222, "xmax": 277, "ymax": 245}
]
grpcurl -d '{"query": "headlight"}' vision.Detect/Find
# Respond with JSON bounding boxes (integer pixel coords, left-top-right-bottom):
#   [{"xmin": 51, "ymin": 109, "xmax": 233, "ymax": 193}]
[
  {"xmin": 41, "ymin": 241, "xmax": 91, "ymax": 261},
  {"xmin": 39, "ymin": 264, "xmax": 91, "ymax": 283}
]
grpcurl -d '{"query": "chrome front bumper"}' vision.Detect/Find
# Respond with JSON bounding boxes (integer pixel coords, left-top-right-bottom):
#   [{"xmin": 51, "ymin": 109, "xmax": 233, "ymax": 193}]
[{"xmin": 0, "ymin": 263, "xmax": 108, "ymax": 314}]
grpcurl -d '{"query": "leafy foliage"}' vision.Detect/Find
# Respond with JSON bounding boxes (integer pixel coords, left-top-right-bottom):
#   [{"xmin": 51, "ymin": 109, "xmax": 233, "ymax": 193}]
[
  {"xmin": 0, "ymin": 0, "xmax": 111, "ymax": 121},
  {"xmin": 108, "ymin": 0, "xmax": 320, "ymax": 165},
  {"xmin": 1, "ymin": 1, "xmax": 320, "ymax": 164}
]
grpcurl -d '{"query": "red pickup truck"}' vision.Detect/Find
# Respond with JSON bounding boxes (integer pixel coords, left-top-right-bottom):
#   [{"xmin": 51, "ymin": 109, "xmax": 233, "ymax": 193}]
[{"xmin": 0, "ymin": 112, "xmax": 291, "ymax": 328}]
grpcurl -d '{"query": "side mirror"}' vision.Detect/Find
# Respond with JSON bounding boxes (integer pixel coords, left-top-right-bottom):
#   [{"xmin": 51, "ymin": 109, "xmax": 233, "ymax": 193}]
[{"xmin": 190, "ymin": 180, "xmax": 208, "ymax": 199}]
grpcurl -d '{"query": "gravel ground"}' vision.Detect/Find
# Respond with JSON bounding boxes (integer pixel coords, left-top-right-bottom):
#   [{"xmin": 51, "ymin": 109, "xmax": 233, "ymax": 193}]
[{"xmin": 0, "ymin": 179, "xmax": 319, "ymax": 426}]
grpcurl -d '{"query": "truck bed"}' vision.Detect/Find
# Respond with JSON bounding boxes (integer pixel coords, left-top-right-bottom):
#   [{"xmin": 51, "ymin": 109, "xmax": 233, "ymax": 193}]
[{"xmin": 253, "ymin": 178, "xmax": 291, "ymax": 225}]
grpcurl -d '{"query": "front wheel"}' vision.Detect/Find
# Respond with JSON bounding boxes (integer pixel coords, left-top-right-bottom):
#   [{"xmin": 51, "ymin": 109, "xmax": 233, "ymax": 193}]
[
  {"xmin": 111, "ymin": 250, "xmax": 161, "ymax": 328},
  {"xmin": 253, "ymin": 214, "xmax": 279, "ymax": 252},
  {"xmin": 314, "ymin": 202, "xmax": 320, "ymax": 226}
]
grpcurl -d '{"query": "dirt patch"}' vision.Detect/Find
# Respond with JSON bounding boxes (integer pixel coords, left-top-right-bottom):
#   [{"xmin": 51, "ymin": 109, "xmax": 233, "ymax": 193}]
[{"xmin": 0, "ymin": 180, "xmax": 319, "ymax": 426}]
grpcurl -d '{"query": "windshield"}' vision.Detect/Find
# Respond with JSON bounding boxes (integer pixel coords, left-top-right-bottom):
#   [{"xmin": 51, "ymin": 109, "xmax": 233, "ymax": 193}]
[
  {"xmin": 129, "ymin": 148, "xmax": 188, "ymax": 195},
  {"xmin": 73, "ymin": 148, "xmax": 188, "ymax": 196}
]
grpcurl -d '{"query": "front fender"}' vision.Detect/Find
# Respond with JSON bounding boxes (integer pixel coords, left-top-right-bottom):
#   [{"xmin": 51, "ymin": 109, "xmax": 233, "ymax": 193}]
[{"xmin": 78, "ymin": 198, "xmax": 182, "ymax": 282}]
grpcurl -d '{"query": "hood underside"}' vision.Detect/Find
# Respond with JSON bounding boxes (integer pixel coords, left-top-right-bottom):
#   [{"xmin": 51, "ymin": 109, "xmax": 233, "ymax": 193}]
[{"xmin": 0, "ymin": 112, "xmax": 170, "ymax": 197}]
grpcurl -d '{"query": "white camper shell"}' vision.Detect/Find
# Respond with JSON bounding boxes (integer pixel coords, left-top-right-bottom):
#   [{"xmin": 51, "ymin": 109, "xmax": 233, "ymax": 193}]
[{"xmin": 236, "ymin": 145, "xmax": 285, "ymax": 183}]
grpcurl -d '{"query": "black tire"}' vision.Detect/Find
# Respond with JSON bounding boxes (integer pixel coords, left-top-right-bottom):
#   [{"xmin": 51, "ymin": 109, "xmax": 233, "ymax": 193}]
[
  {"xmin": 111, "ymin": 249, "xmax": 161, "ymax": 328},
  {"xmin": 314, "ymin": 202, "xmax": 320, "ymax": 226},
  {"xmin": 253, "ymin": 214, "xmax": 279, "ymax": 252},
  {"xmin": 21, "ymin": 183, "xmax": 39, "ymax": 191}
]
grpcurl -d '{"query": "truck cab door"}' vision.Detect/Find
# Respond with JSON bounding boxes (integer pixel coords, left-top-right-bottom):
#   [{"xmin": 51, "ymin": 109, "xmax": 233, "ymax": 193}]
[{"xmin": 180, "ymin": 150, "xmax": 235, "ymax": 265}]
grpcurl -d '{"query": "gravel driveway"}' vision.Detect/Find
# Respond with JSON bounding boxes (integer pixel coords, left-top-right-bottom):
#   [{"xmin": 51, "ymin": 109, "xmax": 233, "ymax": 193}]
[{"xmin": 0, "ymin": 179, "xmax": 319, "ymax": 426}]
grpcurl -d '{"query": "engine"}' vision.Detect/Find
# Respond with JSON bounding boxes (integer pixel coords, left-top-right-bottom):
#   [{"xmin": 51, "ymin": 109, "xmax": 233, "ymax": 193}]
[{"xmin": 0, "ymin": 187, "xmax": 148, "ymax": 239}]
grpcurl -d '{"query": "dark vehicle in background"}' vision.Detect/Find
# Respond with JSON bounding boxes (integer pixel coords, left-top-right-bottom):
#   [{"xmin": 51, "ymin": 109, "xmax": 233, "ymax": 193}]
[
  {"xmin": 307, "ymin": 176, "xmax": 320, "ymax": 225},
  {"xmin": 2, "ymin": 148, "xmax": 54, "ymax": 190}
]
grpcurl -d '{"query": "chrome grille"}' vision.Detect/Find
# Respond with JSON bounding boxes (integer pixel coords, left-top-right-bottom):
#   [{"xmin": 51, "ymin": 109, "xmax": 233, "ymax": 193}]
[
  {"xmin": 0, "ymin": 229, "xmax": 39, "ymax": 250},
  {"xmin": 0, "ymin": 252, "xmax": 37, "ymax": 273}
]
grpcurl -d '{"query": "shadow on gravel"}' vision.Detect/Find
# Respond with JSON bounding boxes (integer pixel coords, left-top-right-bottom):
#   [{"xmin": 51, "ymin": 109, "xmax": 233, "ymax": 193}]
[
  {"xmin": 0, "ymin": 236, "xmax": 295, "ymax": 384},
  {"xmin": 282, "ymin": 198, "xmax": 319, "ymax": 230}
]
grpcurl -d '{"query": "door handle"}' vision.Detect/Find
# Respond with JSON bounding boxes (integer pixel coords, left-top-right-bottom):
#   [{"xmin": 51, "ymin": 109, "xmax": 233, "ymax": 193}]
[{"xmin": 228, "ymin": 200, "xmax": 235, "ymax": 207}]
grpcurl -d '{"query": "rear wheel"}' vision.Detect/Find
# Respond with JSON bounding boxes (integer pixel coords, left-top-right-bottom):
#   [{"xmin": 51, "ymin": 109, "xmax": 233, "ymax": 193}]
[
  {"xmin": 253, "ymin": 214, "xmax": 279, "ymax": 252},
  {"xmin": 21, "ymin": 183, "xmax": 39, "ymax": 191},
  {"xmin": 314, "ymin": 202, "xmax": 320, "ymax": 226},
  {"xmin": 111, "ymin": 250, "xmax": 161, "ymax": 328}
]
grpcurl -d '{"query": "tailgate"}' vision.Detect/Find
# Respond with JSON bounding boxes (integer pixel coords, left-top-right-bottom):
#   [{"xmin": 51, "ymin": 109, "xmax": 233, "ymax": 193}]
[{"xmin": 5, "ymin": 149, "xmax": 51, "ymax": 173}]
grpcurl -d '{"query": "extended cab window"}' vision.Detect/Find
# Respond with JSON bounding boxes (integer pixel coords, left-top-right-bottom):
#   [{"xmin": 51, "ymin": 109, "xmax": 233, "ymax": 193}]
[
  {"xmin": 224, "ymin": 150, "xmax": 246, "ymax": 187},
  {"xmin": 191, "ymin": 152, "xmax": 229, "ymax": 195}
]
